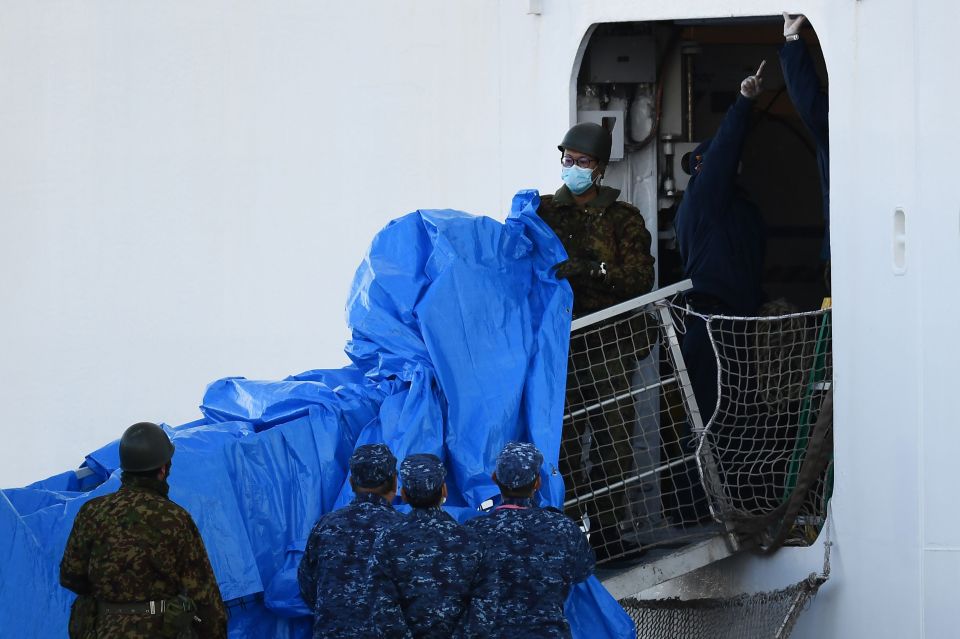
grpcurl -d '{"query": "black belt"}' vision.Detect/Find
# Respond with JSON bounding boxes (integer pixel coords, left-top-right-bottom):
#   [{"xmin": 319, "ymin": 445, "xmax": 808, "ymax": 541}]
[{"xmin": 98, "ymin": 600, "xmax": 168, "ymax": 615}]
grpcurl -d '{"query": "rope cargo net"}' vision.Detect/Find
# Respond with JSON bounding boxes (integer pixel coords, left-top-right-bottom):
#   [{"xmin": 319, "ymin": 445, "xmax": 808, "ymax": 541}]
[
  {"xmin": 561, "ymin": 288, "xmax": 720, "ymax": 563},
  {"xmin": 560, "ymin": 288, "xmax": 833, "ymax": 560},
  {"xmin": 620, "ymin": 571, "xmax": 827, "ymax": 639},
  {"xmin": 692, "ymin": 304, "xmax": 833, "ymax": 550}
]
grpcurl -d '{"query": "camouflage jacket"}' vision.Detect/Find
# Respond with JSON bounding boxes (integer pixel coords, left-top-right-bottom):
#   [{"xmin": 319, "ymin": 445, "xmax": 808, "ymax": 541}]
[
  {"xmin": 538, "ymin": 185, "xmax": 655, "ymax": 317},
  {"xmin": 59, "ymin": 474, "xmax": 227, "ymax": 639},
  {"xmin": 463, "ymin": 497, "xmax": 595, "ymax": 639},
  {"xmin": 370, "ymin": 507, "xmax": 488, "ymax": 639},
  {"xmin": 297, "ymin": 491, "xmax": 402, "ymax": 639}
]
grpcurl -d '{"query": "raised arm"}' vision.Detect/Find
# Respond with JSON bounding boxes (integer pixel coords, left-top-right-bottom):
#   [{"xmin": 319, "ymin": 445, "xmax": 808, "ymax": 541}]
[
  {"xmin": 780, "ymin": 13, "xmax": 829, "ymax": 149},
  {"xmin": 690, "ymin": 69, "xmax": 761, "ymax": 203}
]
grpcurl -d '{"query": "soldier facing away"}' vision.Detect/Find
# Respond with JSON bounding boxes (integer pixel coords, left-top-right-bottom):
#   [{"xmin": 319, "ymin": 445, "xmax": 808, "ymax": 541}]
[
  {"xmin": 464, "ymin": 442, "xmax": 595, "ymax": 639},
  {"xmin": 539, "ymin": 122, "xmax": 657, "ymax": 560},
  {"xmin": 672, "ymin": 67, "xmax": 767, "ymax": 524},
  {"xmin": 59, "ymin": 421, "xmax": 227, "ymax": 639},
  {"xmin": 298, "ymin": 443, "xmax": 402, "ymax": 639},
  {"xmin": 369, "ymin": 453, "xmax": 488, "ymax": 638}
]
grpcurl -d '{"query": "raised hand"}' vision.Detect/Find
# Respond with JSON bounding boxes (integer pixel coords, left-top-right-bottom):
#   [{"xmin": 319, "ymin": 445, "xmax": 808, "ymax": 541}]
[
  {"xmin": 740, "ymin": 60, "xmax": 765, "ymax": 99},
  {"xmin": 783, "ymin": 12, "xmax": 807, "ymax": 37}
]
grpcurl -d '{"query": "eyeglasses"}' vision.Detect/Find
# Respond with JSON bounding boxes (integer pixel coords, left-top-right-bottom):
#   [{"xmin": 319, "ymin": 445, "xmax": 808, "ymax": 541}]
[{"xmin": 561, "ymin": 155, "xmax": 597, "ymax": 169}]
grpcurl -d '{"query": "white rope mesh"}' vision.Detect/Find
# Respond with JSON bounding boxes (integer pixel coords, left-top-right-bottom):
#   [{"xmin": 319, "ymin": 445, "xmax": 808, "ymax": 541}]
[
  {"xmin": 620, "ymin": 573, "xmax": 826, "ymax": 639},
  {"xmin": 690, "ymin": 304, "xmax": 833, "ymax": 546},
  {"xmin": 567, "ymin": 293, "xmax": 835, "ymax": 636},
  {"xmin": 561, "ymin": 293, "xmax": 719, "ymax": 562},
  {"xmin": 621, "ymin": 514, "xmax": 833, "ymax": 639},
  {"xmin": 561, "ymin": 292, "xmax": 833, "ymax": 563}
]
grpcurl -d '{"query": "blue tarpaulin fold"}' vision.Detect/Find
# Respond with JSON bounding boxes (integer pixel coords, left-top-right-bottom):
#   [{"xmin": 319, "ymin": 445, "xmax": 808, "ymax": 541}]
[{"xmin": 0, "ymin": 190, "xmax": 635, "ymax": 639}]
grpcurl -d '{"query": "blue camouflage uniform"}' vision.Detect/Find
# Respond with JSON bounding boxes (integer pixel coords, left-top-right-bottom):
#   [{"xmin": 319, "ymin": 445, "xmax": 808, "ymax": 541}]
[
  {"xmin": 298, "ymin": 443, "xmax": 401, "ymax": 639},
  {"xmin": 464, "ymin": 442, "xmax": 595, "ymax": 639},
  {"xmin": 370, "ymin": 454, "xmax": 488, "ymax": 639}
]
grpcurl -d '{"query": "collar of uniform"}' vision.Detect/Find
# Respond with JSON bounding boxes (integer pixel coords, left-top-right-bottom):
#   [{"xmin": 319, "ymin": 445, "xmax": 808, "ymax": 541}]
[
  {"xmin": 353, "ymin": 492, "xmax": 392, "ymax": 508},
  {"xmin": 120, "ymin": 473, "xmax": 170, "ymax": 497},
  {"xmin": 552, "ymin": 184, "xmax": 622, "ymax": 210},
  {"xmin": 409, "ymin": 506, "xmax": 453, "ymax": 523},
  {"xmin": 500, "ymin": 496, "xmax": 537, "ymax": 508}
]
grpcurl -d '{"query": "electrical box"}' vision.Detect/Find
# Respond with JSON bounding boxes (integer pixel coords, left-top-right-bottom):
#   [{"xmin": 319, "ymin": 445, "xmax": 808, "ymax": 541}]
[
  {"xmin": 672, "ymin": 141, "xmax": 699, "ymax": 192},
  {"xmin": 577, "ymin": 110, "xmax": 625, "ymax": 162},
  {"xmin": 587, "ymin": 36, "xmax": 656, "ymax": 84}
]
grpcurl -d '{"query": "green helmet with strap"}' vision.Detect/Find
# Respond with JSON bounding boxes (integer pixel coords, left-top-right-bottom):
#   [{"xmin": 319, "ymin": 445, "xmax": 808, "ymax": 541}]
[
  {"xmin": 119, "ymin": 422, "xmax": 175, "ymax": 472},
  {"xmin": 558, "ymin": 122, "xmax": 612, "ymax": 164}
]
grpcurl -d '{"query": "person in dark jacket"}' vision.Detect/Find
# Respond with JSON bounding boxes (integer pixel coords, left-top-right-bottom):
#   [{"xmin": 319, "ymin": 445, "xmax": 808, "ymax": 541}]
[
  {"xmin": 298, "ymin": 443, "xmax": 402, "ymax": 639},
  {"xmin": 782, "ymin": 12, "xmax": 830, "ymax": 264},
  {"xmin": 464, "ymin": 442, "xmax": 595, "ymax": 639},
  {"xmin": 370, "ymin": 454, "xmax": 488, "ymax": 638},
  {"xmin": 672, "ymin": 67, "xmax": 768, "ymax": 523}
]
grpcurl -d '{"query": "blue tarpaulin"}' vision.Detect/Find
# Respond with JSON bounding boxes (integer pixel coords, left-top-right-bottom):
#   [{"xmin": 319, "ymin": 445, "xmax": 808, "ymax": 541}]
[{"xmin": 0, "ymin": 190, "xmax": 636, "ymax": 639}]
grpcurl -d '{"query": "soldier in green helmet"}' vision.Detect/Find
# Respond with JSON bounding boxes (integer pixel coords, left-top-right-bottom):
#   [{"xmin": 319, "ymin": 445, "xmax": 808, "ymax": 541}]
[
  {"xmin": 540, "ymin": 122, "xmax": 656, "ymax": 561},
  {"xmin": 60, "ymin": 422, "xmax": 227, "ymax": 639},
  {"xmin": 540, "ymin": 122, "xmax": 655, "ymax": 316}
]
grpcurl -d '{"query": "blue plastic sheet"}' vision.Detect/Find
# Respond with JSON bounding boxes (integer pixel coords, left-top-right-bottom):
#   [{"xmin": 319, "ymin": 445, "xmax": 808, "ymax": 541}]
[{"xmin": 0, "ymin": 190, "xmax": 635, "ymax": 639}]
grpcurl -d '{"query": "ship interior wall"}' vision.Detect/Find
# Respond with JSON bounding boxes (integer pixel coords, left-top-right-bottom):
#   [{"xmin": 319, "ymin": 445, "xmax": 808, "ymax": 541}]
[{"xmin": 576, "ymin": 17, "xmax": 829, "ymax": 311}]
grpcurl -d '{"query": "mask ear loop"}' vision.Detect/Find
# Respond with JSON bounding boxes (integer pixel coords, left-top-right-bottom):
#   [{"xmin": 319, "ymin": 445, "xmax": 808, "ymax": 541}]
[{"xmin": 593, "ymin": 163, "xmax": 606, "ymax": 187}]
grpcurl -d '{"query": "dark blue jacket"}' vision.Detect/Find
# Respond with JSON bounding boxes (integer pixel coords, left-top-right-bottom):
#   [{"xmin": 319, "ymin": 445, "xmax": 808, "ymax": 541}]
[
  {"xmin": 463, "ymin": 497, "xmax": 595, "ymax": 639},
  {"xmin": 298, "ymin": 492, "xmax": 403, "ymax": 639},
  {"xmin": 781, "ymin": 39, "xmax": 830, "ymax": 259},
  {"xmin": 675, "ymin": 94, "xmax": 765, "ymax": 315}
]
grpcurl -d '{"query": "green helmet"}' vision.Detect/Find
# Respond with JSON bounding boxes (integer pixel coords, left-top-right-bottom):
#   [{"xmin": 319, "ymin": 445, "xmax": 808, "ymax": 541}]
[
  {"xmin": 558, "ymin": 122, "xmax": 612, "ymax": 164},
  {"xmin": 119, "ymin": 422, "xmax": 175, "ymax": 472}
]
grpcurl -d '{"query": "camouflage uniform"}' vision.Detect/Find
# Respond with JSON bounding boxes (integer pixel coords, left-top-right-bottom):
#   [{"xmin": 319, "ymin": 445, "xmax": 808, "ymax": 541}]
[
  {"xmin": 538, "ymin": 184, "xmax": 657, "ymax": 559},
  {"xmin": 464, "ymin": 442, "xmax": 595, "ymax": 639},
  {"xmin": 537, "ymin": 185, "xmax": 655, "ymax": 318},
  {"xmin": 59, "ymin": 474, "xmax": 227, "ymax": 639},
  {"xmin": 298, "ymin": 444, "xmax": 401, "ymax": 639},
  {"xmin": 370, "ymin": 454, "xmax": 488, "ymax": 638}
]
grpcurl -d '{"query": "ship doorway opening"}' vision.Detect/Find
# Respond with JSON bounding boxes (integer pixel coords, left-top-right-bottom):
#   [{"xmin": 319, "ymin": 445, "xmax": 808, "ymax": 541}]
[
  {"xmin": 572, "ymin": 16, "xmax": 830, "ymax": 306},
  {"xmin": 562, "ymin": 16, "xmax": 833, "ymax": 560}
]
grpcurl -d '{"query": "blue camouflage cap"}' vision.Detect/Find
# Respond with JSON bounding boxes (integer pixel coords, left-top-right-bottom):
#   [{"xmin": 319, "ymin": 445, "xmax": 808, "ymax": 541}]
[
  {"xmin": 495, "ymin": 441, "xmax": 544, "ymax": 490},
  {"xmin": 349, "ymin": 444, "xmax": 398, "ymax": 488},
  {"xmin": 399, "ymin": 453, "xmax": 446, "ymax": 501}
]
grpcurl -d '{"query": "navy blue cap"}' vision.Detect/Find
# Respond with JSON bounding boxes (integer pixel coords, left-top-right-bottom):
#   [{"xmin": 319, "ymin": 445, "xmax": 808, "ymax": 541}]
[
  {"xmin": 349, "ymin": 444, "xmax": 397, "ymax": 488},
  {"xmin": 399, "ymin": 453, "xmax": 446, "ymax": 501},
  {"xmin": 495, "ymin": 441, "xmax": 543, "ymax": 490}
]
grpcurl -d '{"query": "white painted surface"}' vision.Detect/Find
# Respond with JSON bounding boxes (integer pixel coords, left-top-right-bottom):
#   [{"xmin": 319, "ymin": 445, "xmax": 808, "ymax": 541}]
[
  {"xmin": 1, "ymin": 0, "xmax": 957, "ymax": 636},
  {"xmin": 0, "ymin": 1, "xmax": 521, "ymax": 486}
]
